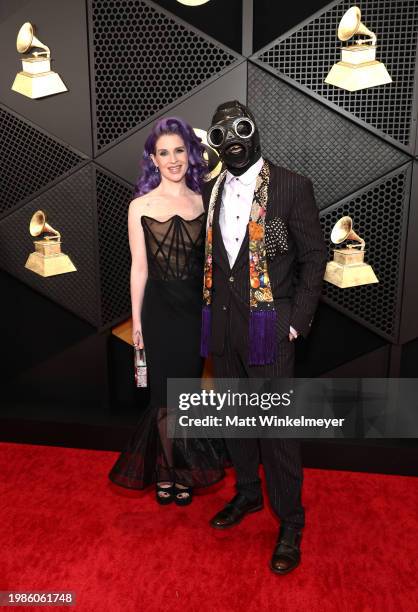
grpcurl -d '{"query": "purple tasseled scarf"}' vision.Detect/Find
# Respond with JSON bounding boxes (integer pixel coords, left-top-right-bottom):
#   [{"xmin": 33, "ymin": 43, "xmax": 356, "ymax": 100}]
[
  {"xmin": 200, "ymin": 305, "xmax": 211, "ymax": 358},
  {"xmin": 201, "ymin": 161, "xmax": 276, "ymax": 367},
  {"xmin": 201, "ymin": 306, "xmax": 277, "ymax": 366},
  {"xmin": 248, "ymin": 308, "xmax": 277, "ymax": 366}
]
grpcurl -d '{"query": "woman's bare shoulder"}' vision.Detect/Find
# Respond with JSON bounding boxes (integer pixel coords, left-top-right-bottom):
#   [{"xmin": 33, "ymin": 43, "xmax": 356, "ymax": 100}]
[
  {"xmin": 129, "ymin": 189, "xmax": 161, "ymax": 217},
  {"xmin": 190, "ymin": 190, "xmax": 204, "ymax": 212}
]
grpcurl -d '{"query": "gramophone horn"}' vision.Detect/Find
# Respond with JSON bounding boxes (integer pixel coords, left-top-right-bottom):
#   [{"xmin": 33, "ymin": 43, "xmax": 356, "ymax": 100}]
[
  {"xmin": 337, "ymin": 6, "xmax": 376, "ymax": 45},
  {"xmin": 16, "ymin": 22, "xmax": 50, "ymax": 57},
  {"xmin": 330, "ymin": 216, "xmax": 365, "ymax": 250},
  {"xmin": 193, "ymin": 128, "xmax": 222, "ymax": 180},
  {"xmin": 29, "ymin": 210, "xmax": 60, "ymax": 240}
]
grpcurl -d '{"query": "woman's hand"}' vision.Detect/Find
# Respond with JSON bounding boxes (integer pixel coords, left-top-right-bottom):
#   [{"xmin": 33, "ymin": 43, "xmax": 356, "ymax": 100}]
[{"xmin": 132, "ymin": 325, "xmax": 144, "ymax": 349}]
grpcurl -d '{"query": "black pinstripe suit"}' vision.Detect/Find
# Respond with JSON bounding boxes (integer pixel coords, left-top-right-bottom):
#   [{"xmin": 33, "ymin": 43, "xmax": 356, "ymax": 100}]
[{"xmin": 203, "ymin": 160, "xmax": 328, "ymax": 529}]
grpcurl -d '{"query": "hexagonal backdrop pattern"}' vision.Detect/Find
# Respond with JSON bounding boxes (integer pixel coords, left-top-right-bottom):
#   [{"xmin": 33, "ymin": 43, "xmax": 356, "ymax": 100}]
[
  {"xmin": 95, "ymin": 167, "xmax": 133, "ymax": 326},
  {"xmin": 0, "ymin": 0, "xmax": 93, "ymax": 156},
  {"xmin": 253, "ymin": 0, "xmax": 418, "ymax": 152},
  {"xmin": 0, "ymin": 164, "xmax": 100, "ymax": 326},
  {"xmin": 95, "ymin": 61, "xmax": 247, "ymax": 184},
  {"xmin": 247, "ymin": 64, "xmax": 410, "ymax": 210},
  {"xmin": 0, "ymin": 105, "xmax": 88, "ymax": 218},
  {"xmin": 320, "ymin": 164, "xmax": 412, "ymax": 341},
  {"xmin": 0, "ymin": 0, "xmax": 417, "ymax": 352},
  {"xmin": 89, "ymin": 0, "xmax": 241, "ymax": 151}
]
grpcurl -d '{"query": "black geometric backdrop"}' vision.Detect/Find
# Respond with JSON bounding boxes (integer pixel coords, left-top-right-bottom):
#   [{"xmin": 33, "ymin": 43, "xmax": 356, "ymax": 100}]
[
  {"xmin": 0, "ymin": 105, "xmax": 87, "ymax": 218},
  {"xmin": 247, "ymin": 64, "xmax": 409, "ymax": 210},
  {"xmin": 320, "ymin": 164, "xmax": 411, "ymax": 341},
  {"xmin": 0, "ymin": 0, "xmax": 417, "ymax": 362},
  {"xmin": 254, "ymin": 0, "xmax": 418, "ymax": 152},
  {"xmin": 95, "ymin": 167, "xmax": 133, "ymax": 326},
  {"xmin": 0, "ymin": 164, "xmax": 99, "ymax": 326},
  {"xmin": 89, "ymin": 0, "xmax": 241, "ymax": 151}
]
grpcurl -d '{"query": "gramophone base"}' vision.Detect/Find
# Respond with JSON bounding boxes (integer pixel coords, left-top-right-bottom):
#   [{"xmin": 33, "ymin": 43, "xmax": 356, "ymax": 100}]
[
  {"xmin": 325, "ymin": 60, "xmax": 392, "ymax": 91},
  {"xmin": 12, "ymin": 70, "xmax": 67, "ymax": 99},
  {"xmin": 25, "ymin": 252, "xmax": 76, "ymax": 277},
  {"xmin": 324, "ymin": 261, "xmax": 378, "ymax": 288}
]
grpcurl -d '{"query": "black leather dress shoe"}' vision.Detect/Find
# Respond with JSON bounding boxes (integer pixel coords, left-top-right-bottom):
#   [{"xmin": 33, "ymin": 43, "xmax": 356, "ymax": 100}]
[
  {"xmin": 209, "ymin": 493, "xmax": 263, "ymax": 529},
  {"xmin": 270, "ymin": 525, "xmax": 302, "ymax": 575}
]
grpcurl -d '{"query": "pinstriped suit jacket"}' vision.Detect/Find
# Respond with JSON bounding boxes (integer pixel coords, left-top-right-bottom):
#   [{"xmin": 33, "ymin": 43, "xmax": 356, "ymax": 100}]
[{"xmin": 202, "ymin": 159, "xmax": 328, "ymax": 356}]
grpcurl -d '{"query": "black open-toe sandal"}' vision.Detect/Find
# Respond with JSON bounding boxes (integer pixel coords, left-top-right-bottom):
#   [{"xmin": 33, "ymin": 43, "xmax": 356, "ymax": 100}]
[
  {"xmin": 174, "ymin": 484, "xmax": 193, "ymax": 506},
  {"xmin": 156, "ymin": 483, "xmax": 174, "ymax": 505}
]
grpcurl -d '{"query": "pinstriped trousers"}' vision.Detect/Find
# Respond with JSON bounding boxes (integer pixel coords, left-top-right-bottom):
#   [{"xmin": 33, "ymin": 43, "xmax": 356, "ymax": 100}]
[{"xmin": 212, "ymin": 304, "xmax": 305, "ymax": 529}]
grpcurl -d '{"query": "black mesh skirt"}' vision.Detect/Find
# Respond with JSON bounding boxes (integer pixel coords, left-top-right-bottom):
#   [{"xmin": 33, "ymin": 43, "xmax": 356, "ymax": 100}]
[
  {"xmin": 108, "ymin": 278, "xmax": 229, "ymax": 490},
  {"xmin": 108, "ymin": 403, "xmax": 229, "ymax": 489}
]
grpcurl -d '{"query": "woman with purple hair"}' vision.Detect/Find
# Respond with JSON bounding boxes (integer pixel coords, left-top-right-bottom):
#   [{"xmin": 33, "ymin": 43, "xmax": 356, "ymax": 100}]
[{"xmin": 109, "ymin": 117, "xmax": 226, "ymax": 505}]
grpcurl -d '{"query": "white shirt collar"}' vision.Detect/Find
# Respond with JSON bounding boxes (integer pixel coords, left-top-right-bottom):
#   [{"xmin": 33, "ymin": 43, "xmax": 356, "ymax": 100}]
[{"xmin": 225, "ymin": 156, "xmax": 264, "ymax": 186}]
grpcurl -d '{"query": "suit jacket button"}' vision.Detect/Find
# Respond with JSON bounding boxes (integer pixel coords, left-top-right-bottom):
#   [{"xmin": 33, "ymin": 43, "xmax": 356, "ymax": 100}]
[
  {"xmin": 222, "ymin": 305, "xmax": 227, "ymax": 310},
  {"xmin": 229, "ymin": 276, "xmax": 234, "ymax": 282}
]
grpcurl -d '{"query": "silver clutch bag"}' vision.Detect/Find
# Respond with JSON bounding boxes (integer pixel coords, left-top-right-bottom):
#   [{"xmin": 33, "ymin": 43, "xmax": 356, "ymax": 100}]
[{"xmin": 134, "ymin": 347, "xmax": 147, "ymax": 388}]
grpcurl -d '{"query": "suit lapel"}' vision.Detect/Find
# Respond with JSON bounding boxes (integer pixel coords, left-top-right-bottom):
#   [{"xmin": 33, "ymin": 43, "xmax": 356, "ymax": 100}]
[
  {"xmin": 232, "ymin": 229, "xmax": 249, "ymax": 272},
  {"xmin": 212, "ymin": 176, "xmax": 231, "ymax": 274}
]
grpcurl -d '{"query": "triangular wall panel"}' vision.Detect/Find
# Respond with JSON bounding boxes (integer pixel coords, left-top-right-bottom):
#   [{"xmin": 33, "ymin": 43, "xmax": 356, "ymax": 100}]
[
  {"xmin": 247, "ymin": 64, "xmax": 409, "ymax": 210},
  {"xmin": 320, "ymin": 163, "xmax": 412, "ymax": 342},
  {"xmin": 95, "ymin": 166, "xmax": 133, "ymax": 327},
  {"xmin": 0, "ymin": 0, "xmax": 93, "ymax": 156},
  {"xmin": 95, "ymin": 62, "xmax": 247, "ymax": 184},
  {"xmin": 252, "ymin": 0, "xmax": 418, "ymax": 152},
  {"xmin": 89, "ymin": 0, "xmax": 243, "ymax": 152},
  {"xmin": 0, "ymin": 164, "xmax": 100, "ymax": 327},
  {"xmin": 0, "ymin": 106, "xmax": 88, "ymax": 218}
]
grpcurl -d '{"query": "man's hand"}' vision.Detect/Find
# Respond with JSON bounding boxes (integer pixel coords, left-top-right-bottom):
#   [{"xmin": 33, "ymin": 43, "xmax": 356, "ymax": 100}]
[{"xmin": 289, "ymin": 326, "xmax": 298, "ymax": 342}]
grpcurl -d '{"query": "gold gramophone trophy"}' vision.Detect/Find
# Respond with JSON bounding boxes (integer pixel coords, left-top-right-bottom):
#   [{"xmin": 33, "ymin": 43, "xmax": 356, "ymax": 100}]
[
  {"xmin": 325, "ymin": 6, "xmax": 392, "ymax": 91},
  {"xmin": 11, "ymin": 22, "xmax": 67, "ymax": 99},
  {"xmin": 193, "ymin": 128, "xmax": 222, "ymax": 181},
  {"xmin": 25, "ymin": 211, "xmax": 76, "ymax": 277},
  {"xmin": 324, "ymin": 216, "xmax": 378, "ymax": 288}
]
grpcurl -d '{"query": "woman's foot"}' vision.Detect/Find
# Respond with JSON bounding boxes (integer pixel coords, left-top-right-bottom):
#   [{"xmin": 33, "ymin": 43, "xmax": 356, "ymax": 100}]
[
  {"xmin": 156, "ymin": 482, "xmax": 174, "ymax": 505},
  {"xmin": 174, "ymin": 484, "xmax": 193, "ymax": 506}
]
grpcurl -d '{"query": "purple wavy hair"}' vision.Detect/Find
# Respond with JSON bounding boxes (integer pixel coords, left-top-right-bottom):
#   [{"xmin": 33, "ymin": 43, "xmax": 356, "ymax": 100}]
[{"xmin": 134, "ymin": 117, "xmax": 207, "ymax": 196}]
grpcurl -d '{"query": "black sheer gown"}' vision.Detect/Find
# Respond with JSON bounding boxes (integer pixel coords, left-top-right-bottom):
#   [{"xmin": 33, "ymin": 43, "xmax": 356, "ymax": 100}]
[{"xmin": 109, "ymin": 213, "xmax": 227, "ymax": 489}]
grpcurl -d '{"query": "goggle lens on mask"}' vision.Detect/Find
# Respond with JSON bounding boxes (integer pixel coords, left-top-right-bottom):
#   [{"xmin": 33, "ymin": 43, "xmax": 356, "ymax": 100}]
[
  {"xmin": 207, "ymin": 117, "xmax": 255, "ymax": 148},
  {"xmin": 207, "ymin": 126, "xmax": 225, "ymax": 147},
  {"xmin": 234, "ymin": 118, "xmax": 254, "ymax": 138}
]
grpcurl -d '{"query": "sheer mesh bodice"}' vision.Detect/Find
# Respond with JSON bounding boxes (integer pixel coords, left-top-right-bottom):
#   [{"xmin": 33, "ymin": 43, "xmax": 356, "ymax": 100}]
[
  {"xmin": 108, "ymin": 209, "xmax": 229, "ymax": 491},
  {"xmin": 141, "ymin": 214, "xmax": 205, "ymax": 280}
]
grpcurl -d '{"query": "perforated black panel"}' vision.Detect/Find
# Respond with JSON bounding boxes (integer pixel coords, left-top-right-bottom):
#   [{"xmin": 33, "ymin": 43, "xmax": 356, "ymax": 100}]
[
  {"xmin": 90, "ymin": 0, "xmax": 239, "ymax": 150},
  {"xmin": 0, "ymin": 165, "xmax": 100, "ymax": 326},
  {"xmin": 247, "ymin": 64, "xmax": 409, "ymax": 210},
  {"xmin": 254, "ymin": 0, "xmax": 418, "ymax": 149},
  {"xmin": 320, "ymin": 164, "xmax": 411, "ymax": 341},
  {"xmin": 95, "ymin": 168, "xmax": 133, "ymax": 326},
  {"xmin": 0, "ymin": 106, "xmax": 86, "ymax": 217}
]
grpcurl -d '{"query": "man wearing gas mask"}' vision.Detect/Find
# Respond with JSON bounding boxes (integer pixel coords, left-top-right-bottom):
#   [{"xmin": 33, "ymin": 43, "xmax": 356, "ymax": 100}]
[{"xmin": 200, "ymin": 100, "xmax": 327, "ymax": 575}]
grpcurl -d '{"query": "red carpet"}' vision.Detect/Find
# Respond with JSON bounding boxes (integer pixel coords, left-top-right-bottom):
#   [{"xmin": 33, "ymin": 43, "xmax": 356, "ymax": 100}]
[{"xmin": 0, "ymin": 442, "xmax": 417, "ymax": 612}]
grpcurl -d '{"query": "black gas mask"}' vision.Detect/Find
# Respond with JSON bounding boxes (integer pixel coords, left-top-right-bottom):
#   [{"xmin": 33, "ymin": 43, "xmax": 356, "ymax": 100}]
[{"xmin": 207, "ymin": 101, "xmax": 261, "ymax": 176}]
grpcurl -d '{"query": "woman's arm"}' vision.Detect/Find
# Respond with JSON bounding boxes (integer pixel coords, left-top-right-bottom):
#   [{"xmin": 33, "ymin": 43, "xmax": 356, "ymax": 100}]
[{"xmin": 128, "ymin": 197, "xmax": 148, "ymax": 348}]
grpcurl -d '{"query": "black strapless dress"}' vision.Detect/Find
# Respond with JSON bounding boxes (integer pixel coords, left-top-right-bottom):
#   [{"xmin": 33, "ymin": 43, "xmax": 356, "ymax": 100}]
[{"xmin": 109, "ymin": 213, "xmax": 227, "ymax": 489}]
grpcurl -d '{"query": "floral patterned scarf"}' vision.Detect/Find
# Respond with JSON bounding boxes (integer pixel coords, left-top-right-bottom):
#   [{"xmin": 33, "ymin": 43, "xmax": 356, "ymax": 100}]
[{"xmin": 200, "ymin": 160, "xmax": 277, "ymax": 365}]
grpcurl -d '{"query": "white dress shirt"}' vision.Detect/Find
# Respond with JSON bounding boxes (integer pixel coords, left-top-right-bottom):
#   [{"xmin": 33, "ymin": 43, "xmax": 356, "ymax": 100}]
[
  {"xmin": 219, "ymin": 156, "xmax": 298, "ymax": 339},
  {"xmin": 219, "ymin": 156, "xmax": 264, "ymax": 268}
]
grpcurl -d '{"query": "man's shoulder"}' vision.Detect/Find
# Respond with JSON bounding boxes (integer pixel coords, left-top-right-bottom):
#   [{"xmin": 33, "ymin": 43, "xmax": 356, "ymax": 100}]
[
  {"xmin": 201, "ymin": 172, "xmax": 225, "ymax": 210},
  {"xmin": 266, "ymin": 160, "xmax": 312, "ymax": 186},
  {"xmin": 202, "ymin": 175, "xmax": 219, "ymax": 194}
]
